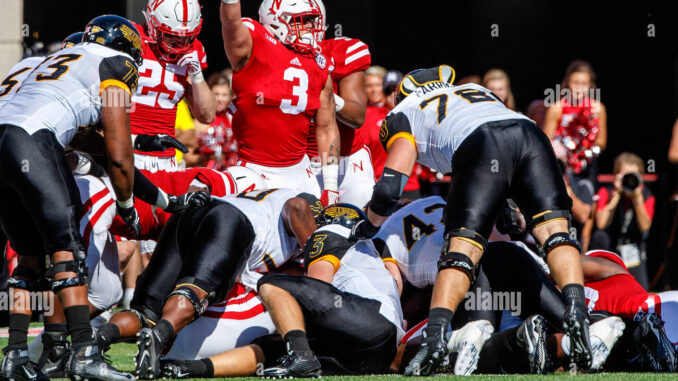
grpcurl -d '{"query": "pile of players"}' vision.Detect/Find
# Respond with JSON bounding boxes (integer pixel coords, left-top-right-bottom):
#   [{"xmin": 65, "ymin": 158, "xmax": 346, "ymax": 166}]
[{"xmin": 0, "ymin": 0, "xmax": 677, "ymax": 380}]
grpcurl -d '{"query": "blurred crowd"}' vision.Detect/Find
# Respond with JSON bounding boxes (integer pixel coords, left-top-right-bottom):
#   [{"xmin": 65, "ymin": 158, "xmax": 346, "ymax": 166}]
[{"xmin": 163, "ymin": 58, "xmax": 678, "ymax": 291}]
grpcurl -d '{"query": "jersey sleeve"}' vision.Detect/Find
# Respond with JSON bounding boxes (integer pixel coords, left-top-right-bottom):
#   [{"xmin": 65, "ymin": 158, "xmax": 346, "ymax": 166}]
[
  {"xmin": 99, "ymin": 54, "xmax": 139, "ymax": 95},
  {"xmin": 325, "ymin": 38, "xmax": 371, "ymax": 80},
  {"xmin": 380, "ymin": 111, "xmax": 416, "ymax": 152},
  {"xmin": 303, "ymin": 226, "xmax": 354, "ymax": 273},
  {"xmin": 193, "ymin": 40, "xmax": 208, "ymax": 70}
]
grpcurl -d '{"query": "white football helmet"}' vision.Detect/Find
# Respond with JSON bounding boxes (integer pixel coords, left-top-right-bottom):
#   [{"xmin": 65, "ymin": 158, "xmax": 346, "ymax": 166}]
[
  {"xmin": 258, "ymin": 0, "xmax": 326, "ymax": 55},
  {"xmin": 225, "ymin": 166, "xmax": 268, "ymax": 193},
  {"xmin": 143, "ymin": 0, "xmax": 202, "ymax": 61}
]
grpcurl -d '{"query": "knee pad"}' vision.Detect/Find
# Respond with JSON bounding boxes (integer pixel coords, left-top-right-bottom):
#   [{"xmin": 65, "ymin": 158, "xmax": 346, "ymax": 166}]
[
  {"xmin": 438, "ymin": 242, "xmax": 476, "ymax": 283},
  {"xmin": 542, "ymin": 232, "xmax": 581, "ymax": 257},
  {"xmin": 370, "ymin": 168, "xmax": 408, "ymax": 216},
  {"xmin": 526, "ymin": 210, "xmax": 572, "ymax": 232},
  {"xmin": 167, "ymin": 285, "xmax": 210, "ymax": 321},
  {"xmin": 46, "ymin": 251, "xmax": 88, "ymax": 292},
  {"xmin": 445, "ymin": 228, "xmax": 488, "ymax": 252},
  {"xmin": 125, "ymin": 308, "xmax": 154, "ymax": 328},
  {"xmin": 7, "ymin": 266, "xmax": 50, "ymax": 291}
]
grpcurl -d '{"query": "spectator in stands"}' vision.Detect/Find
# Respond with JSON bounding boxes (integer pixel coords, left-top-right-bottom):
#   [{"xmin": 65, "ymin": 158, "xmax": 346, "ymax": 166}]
[
  {"xmin": 526, "ymin": 99, "xmax": 547, "ymax": 128},
  {"xmin": 670, "ymin": 118, "xmax": 678, "ymax": 198},
  {"xmin": 482, "ymin": 68, "xmax": 516, "ymax": 110},
  {"xmin": 593, "ymin": 152, "xmax": 654, "ymax": 288},
  {"xmin": 187, "ymin": 73, "xmax": 238, "ymax": 169},
  {"xmin": 365, "ymin": 65, "xmax": 387, "ymax": 107},
  {"xmin": 543, "ymin": 60, "xmax": 607, "ymax": 186}
]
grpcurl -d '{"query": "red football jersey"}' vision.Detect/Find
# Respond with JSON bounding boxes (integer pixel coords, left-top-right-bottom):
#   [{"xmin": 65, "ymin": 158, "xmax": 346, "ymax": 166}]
[
  {"xmin": 130, "ymin": 22, "xmax": 208, "ymax": 157},
  {"xmin": 307, "ymin": 37, "xmax": 372, "ymax": 158},
  {"xmin": 110, "ymin": 168, "xmax": 236, "ymax": 239},
  {"xmin": 232, "ymin": 18, "xmax": 330, "ymax": 167},
  {"xmin": 584, "ymin": 250, "xmax": 654, "ymax": 319}
]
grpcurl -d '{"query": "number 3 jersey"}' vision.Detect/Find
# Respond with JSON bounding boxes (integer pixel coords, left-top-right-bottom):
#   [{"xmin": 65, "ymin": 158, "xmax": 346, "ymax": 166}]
[
  {"xmin": 380, "ymin": 83, "xmax": 530, "ymax": 173},
  {"xmin": 0, "ymin": 43, "xmax": 139, "ymax": 147},
  {"xmin": 373, "ymin": 196, "xmax": 447, "ymax": 288},
  {"xmin": 215, "ymin": 188, "xmax": 302, "ymax": 289},
  {"xmin": 231, "ymin": 18, "xmax": 330, "ymax": 167}
]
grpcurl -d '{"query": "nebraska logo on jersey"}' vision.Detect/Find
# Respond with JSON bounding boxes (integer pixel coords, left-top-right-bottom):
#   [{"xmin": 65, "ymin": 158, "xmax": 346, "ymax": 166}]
[{"xmin": 315, "ymin": 52, "xmax": 327, "ymax": 69}]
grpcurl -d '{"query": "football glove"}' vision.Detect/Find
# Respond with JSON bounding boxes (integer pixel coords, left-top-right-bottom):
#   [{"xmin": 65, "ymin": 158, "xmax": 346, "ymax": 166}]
[
  {"xmin": 116, "ymin": 202, "xmax": 141, "ymax": 238},
  {"xmin": 134, "ymin": 134, "xmax": 188, "ymax": 153},
  {"xmin": 165, "ymin": 191, "xmax": 212, "ymax": 214},
  {"xmin": 320, "ymin": 189, "xmax": 340, "ymax": 207}
]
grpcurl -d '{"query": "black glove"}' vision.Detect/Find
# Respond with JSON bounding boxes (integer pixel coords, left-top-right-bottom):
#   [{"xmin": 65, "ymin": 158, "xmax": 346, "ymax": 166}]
[
  {"xmin": 350, "ymin": 219, "xmax": 381, "ymax": 241},
  {"xmin": 134, "ymin": 134, "xmax": 188, "ymax": 153},
  {"xmin": 116, "ymin": 202, "xmax": 141, "ymax": 238},
  {"xmin": 165, "ymin": 191, "xmax": 212, "ymax": 214}
]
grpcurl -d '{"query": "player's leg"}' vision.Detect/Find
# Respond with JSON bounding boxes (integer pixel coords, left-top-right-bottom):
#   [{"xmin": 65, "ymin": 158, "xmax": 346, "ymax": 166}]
[
  {"xmin": 165, "ymin": 286, "xmax": 274, "ymax": 360},
  {"xmin": 406, "ymin": 126, "xmax": 509, "ymax": 376},
  {"xmin": 509, "ymin": 120, "xmax": 591, "ymax": 369},
  {"xmin": 338, "ymin": 147, "xmax": 375, "ymax": 208},
  {"xmin": 136, "ymin": 203, "xmax": 254, "ymax": 378},
  {"xmin": 1, "ymin": 126, "xmax": 132, "ymax": 381},
  {"xmin": 96, "ymin": 212, "xmax": 186, "ymax": 351},
  {"xmin": 258, "ymin": 273, "xmax": 398, "ymax": 376}
]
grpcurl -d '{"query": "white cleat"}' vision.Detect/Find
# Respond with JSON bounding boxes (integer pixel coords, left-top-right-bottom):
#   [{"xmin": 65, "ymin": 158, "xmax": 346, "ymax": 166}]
[
  {"xmin": 446, "ymin": 320, "xmax": 494, "ymax": 376},
  {"xmin": 589, "ymin": 316, "xmax": 625, "ymax": 370}
]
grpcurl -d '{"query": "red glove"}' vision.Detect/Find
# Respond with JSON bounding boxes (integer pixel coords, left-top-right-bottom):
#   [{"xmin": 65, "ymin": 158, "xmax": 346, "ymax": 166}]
[{"xmin": 320, "ymin": 189, "xmax": 340, "ymax": 207}]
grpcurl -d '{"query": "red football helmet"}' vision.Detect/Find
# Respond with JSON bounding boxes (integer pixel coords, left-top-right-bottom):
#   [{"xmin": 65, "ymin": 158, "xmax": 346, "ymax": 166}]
[{"xmin": 143, "ymin": 0, "xmax": 203, "ymax": 61}]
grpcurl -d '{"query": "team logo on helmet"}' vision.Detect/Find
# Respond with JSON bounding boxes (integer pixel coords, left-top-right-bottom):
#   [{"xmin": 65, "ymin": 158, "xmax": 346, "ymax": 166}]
[{"xmin": 120, "ymin": 24, "xmax": 142, "ymax": 52}]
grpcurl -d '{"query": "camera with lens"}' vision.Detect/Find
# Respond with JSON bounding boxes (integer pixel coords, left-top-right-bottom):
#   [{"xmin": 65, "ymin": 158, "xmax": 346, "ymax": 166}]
[{"xmin": 621, "ymin": 172, "xmax": 642, "ymax": 193}]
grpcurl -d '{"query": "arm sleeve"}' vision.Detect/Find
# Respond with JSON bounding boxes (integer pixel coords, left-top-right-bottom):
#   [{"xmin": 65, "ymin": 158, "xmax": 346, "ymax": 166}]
[
  {"xmin": 99, "ymin": 55, "xmax": 139, "ymax": 94},
  {"xmin": 380, "ymin": 111, "xmax": 415, "ymax": 152},
  {"xmin": 303, "ymin": 230, "xmax": 353, "ymax": 273}
]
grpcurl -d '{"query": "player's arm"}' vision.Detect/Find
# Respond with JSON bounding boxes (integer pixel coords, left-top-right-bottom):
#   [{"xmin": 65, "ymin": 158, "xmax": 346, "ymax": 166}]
[
  {"xmin": 304, "ymin": 228, "xmax": 353, "ymax": 284},
  {"xmin": 316, "ymin": 76, "xmax": 341, "ymax": 205},
  {"xmin": 220, "ymin": 0, "xmax": 253, "ymax": 70},
  {"xmin": 335, "ymin": 71, "xmax": 367, "ymax": 129},
  {"xmin": 282, "ymin": 195, "xmax": 319, "ymax": 249},
  {"xmin": 580, "ymin": 255, "xmax": 627, "ymax": 283},
  {"xmin": 373, "ymin": 238, "xmax": 404, "ymax": 295},
  {"xmin": 542, "ymin": 104, "xmax": 562, "ymax": 140},
  {"xmin": 184, "ymin": 80, "xmax": 216, "ymax": 124},
  {"xmin": 100, "ymin": 88, "xmax": 134, "ymax": 203},
  {"xmin": 354, "ymin": 113, "xmax": 416, "ymax": 240}
]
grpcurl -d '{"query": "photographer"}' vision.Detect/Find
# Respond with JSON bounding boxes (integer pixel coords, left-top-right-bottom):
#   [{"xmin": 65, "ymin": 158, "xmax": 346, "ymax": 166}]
[{"xmin": 593, "ymin": 152, "xmax": 654, "ymax": 288}]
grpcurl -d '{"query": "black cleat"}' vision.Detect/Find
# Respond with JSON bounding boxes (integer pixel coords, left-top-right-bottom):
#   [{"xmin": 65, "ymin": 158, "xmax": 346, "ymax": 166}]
[
  {"xmin": 634, "ymin": 312, "xmax": 678, "ymax": 372},
  {"xmin": 562, "ymin": 301, "xmax": 593, "ymax": 371},
  {"xmin": 404, "ymin": 327, "xmax": 449, "ymax": 376},
  {"xmin": 66, "ymin": 342, "xmax": 134, "ymax": 381},
  {"xmin": 159, "ymin": 360, "xmax": 194, "ymax": 379},
  {"xmin": 0, "ymin": 346, "xmax": 48, "ymax": 381},
  {"xmin": 262, "ymin": 349, "xmax": 321, "ymax": 378},
  {"xmin": 135, "ymin": 328, "xmax": 163, "ymax": 379},
  {"xmin": 517, "ymin": 315, "xmax": 550, "ymax": 374},
  {"xmin": 37, "ymin": 332, "xmax": 71, "ymax": 378}
]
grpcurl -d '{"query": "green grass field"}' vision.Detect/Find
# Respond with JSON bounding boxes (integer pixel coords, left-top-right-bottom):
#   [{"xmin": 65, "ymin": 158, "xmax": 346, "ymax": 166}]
[{"xmin": 0, "ymin": 336, "xmax": 672, "ymax": 380}]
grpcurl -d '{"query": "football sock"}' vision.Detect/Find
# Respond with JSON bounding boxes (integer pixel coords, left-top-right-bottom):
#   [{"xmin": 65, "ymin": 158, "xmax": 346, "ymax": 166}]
[
  {"xmin": 64, "ymin": 305, "xmax": 93, "ymax": 344},
  {"xmin": 154, "ymin": 319, "xmax": 175, "ymax": 346},
  {"xmin": 8, "ymin": 313, "xmax": 31, "ymax": 347},
  {"xmin": 425, "ymin": 307, "xmax": 454, "ymax": 337},
  {"xmin": 284, "ymin": 330, "xmax": 310, "ymax": 352}
]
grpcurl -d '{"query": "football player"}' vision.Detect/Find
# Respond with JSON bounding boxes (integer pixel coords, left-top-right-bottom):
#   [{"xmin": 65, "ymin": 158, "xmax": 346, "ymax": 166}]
[
  {"xmin": 93, "ymin": 189, "xmax": 320, "ymax": 378},
  {"xmin": 131, "ymin": 0, "xmax": 216, "ymax": 172},
  {"xmin": 220, "ymin": 0, "xmax": 340, "ymax": 204},
  {"xmin": 160, "ymin": 204, "xmax": 403, "ymax": 378},
  {"xmin": 307, "ymin": 23, "xmax": 374, "ymax": 207},
  {"xmin": 350, "ymin": 65, "xmax": 593, "ymax": 374},
  {"xmin": 0, "ymin": 15, "xmax": 141, "ymax": 381}
]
